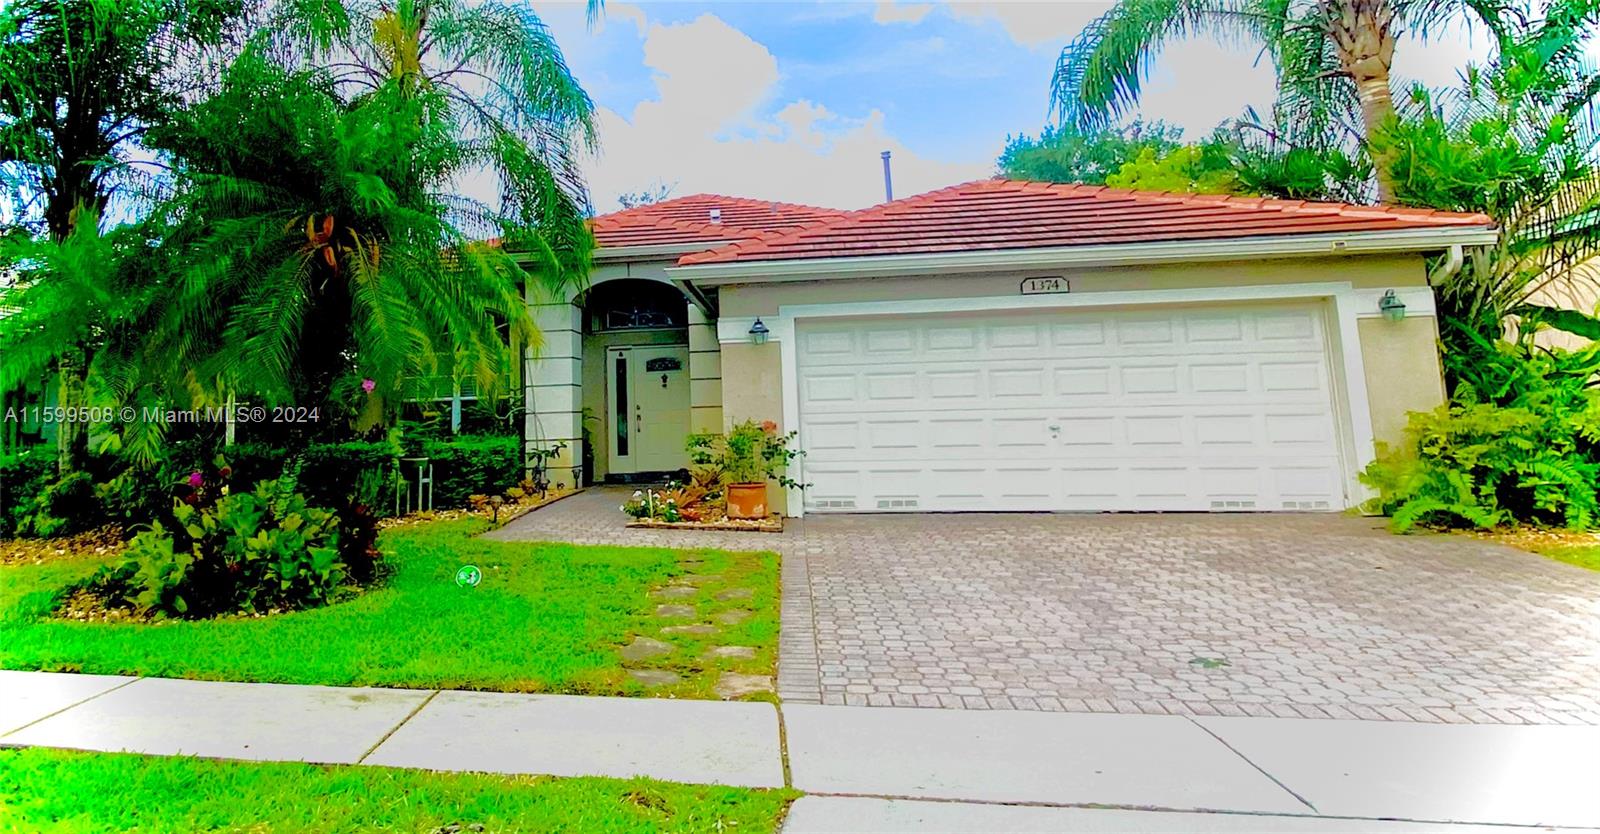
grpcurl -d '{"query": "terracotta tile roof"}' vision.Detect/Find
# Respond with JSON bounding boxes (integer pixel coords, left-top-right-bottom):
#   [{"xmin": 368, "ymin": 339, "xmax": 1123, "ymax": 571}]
[
  {"xmin": 590, "ymin": 194, "xmax": 844, "ymax": 250},
  {"xmin": 676, "ymin": 179, "xmax": 1496, "ymax": 265}
]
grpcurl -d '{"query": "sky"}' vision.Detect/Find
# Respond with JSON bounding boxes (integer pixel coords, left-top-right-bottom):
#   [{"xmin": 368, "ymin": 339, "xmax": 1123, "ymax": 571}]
[{"xmin": 530, "ymin": 1, "xmax": 1550, "ymax": 213}]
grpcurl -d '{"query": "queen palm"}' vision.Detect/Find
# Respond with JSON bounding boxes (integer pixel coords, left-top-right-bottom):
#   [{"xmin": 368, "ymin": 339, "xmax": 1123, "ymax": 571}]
[
  {"xmin": 146, "ymin": 0, "xmax": 599, "ymax": 428},
  {"xmin": 0, "ymin": 0, "xmax": 239, "ymax": 469},
  {"xmin": 1050, "ymin": 0, "xmax": 1517, "ymax": 202}
]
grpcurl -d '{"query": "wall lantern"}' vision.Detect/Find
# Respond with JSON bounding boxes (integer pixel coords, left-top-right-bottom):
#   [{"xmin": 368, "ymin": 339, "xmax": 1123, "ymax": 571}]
[
  {"xmin": 748, "ymin": 318, "xmax": 770, "ymax": 344},
  {"xmin": 1378, "ymin": 290, "xmax": 1406, "ymax": 322}
]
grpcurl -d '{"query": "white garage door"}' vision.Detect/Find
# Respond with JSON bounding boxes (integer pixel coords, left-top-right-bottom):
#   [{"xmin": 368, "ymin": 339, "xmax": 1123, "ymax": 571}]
[{"xmin": 795, "ymin": 303, "xmax": 1348, "ymax": 513}]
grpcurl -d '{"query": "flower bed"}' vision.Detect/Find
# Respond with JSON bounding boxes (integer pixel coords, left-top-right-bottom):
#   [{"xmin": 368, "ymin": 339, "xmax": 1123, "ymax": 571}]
[{"xmin": 625, "ymin": 515, "xmax": 783, "ymax": 533}]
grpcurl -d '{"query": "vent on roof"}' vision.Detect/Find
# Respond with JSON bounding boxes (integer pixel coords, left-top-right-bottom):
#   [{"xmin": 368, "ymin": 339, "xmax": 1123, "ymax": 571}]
[
  {"xmin": 876, "ymin": 497, "xmax": 919, "ymax": 510},
  {"xmin": 709, "ymin": 208, "xmax": 722, "ymax": 224}
]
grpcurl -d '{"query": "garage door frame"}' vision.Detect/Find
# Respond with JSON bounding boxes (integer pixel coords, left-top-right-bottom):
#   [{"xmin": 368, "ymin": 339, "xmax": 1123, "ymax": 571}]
[{"xmin": 754, "ymin": 281, "xmax": 1415, "ymax": 517}]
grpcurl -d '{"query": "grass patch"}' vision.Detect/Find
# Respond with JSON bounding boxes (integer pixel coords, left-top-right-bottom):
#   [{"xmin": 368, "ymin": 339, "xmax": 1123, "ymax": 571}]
[
  {"xmin": 0, "ymin": 519, "xmax": 778, "ymax": 699},
  {"xmin": 1541, "ymin": 545, "xmax": 1600, "ymax": 572},
  {"xmin": 0, "ymin": 747, "xmax": 796, "ymax": 833},
  {"xmin": 1473, "ymin": 528, "xmax": 1600, "ymax": 573}
]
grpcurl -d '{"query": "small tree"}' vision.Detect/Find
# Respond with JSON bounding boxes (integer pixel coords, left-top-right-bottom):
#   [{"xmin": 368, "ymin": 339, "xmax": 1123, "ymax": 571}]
[
  {"xmin": 0, "ymin": 0, "xmax": 241, "ymax": 470},
  {"xmin": 998, "ymin": 121, "xmax": 1182, "ymax": 185}
]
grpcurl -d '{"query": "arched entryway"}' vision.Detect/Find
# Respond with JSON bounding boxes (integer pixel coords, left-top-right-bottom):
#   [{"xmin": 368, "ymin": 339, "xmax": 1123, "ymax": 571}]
[{"xmin": 577, "ymin": 278, "xmax": 693, "ymax": 482}]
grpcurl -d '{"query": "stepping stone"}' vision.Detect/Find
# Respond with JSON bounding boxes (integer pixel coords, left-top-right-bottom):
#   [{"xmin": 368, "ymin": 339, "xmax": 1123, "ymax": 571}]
[
  {"xmin": 715, "ymin": 588, "xmax": 754, "ymax": 601},
  {"xmin": 703, "ymin": 645, "xmax": 757, "ymax": 661},
  {"xmin": 661, "ymin": 624, "xmax": 719, "ymax": 636},
  {"xmin": 714, "ymin": 673, "xmax": 773, "ymax": 700},
  {"xmin": 652, "ymin": 586, "xmax": 698, "ymax": 600},
  {"xmin": 674, "ymin": 574, "xmax": 723, "ymax": 585},
  {"xmin": 655, "ymin": 604, "xmax": 696, "ymax": 618},
  {"xmin": 713, "ymin": 609, "xmax": 752, "ymax": 625},
  {"xmin": 627, "ymin": 669, "xmax": 681, "ymax": 687},
  {"xmin": 620, "ymin": 637, "xmax": 673, "ymax": 662}
]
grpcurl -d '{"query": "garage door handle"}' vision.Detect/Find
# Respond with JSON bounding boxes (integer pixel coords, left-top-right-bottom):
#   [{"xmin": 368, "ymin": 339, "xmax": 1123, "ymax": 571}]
[{"xmin": 1048, "ymin": 425, "xmax": 1061, "ymax": 433}]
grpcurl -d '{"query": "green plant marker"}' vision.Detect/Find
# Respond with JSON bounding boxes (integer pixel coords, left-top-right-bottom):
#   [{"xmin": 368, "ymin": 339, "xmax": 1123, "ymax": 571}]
[{"xmin": 455, "ymin": 565, "xmax": 482, "ymax": 588}]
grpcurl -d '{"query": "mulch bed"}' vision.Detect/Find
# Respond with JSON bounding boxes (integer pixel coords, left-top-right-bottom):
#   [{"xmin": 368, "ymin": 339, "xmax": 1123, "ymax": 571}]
[
  {"xmin": 1470, "ymin": 527, "xmax": 1600, "ymax": 554},
  {"xmin": 626, "ymin": 515, "xmax": 783, "ymax": 533},
  {"xmin": 0, "ymin": 526, "xmax": 126, "ymax": 568},
  {"xmin": 375, "ymin": 487, "xmax": 582, "ymax": 531}
]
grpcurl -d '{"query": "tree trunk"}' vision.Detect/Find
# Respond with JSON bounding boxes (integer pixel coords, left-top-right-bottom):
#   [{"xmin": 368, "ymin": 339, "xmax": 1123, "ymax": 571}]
[
  {"xmin": 56, "ymin": 349, "xmax": 89, "ymax": 475},
  {"xmin": 1327, "ymin": 0, "xmax": 1400, "ymax": 203}
]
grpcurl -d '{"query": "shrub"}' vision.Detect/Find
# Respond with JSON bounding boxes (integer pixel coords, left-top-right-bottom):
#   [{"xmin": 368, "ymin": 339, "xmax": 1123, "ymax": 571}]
[
  {"xmin": 79, "ymin": 477, "xmax": 349, "ymax": 619},
  {"xmin": 0, "ymin": 448, "xmax": 59, "ymax": 536},
  {"xmin": 417, "ymin": 434, "xmax": 521, "ymax": 508},
  {"xmin": 300, "ymin": 440, "xmax": 403, "ymax": 514},
  {"xmin": 1362, "ymin": 333, "xmax": 1600, "ymax": 532},
  {"xmin": 687, "ymin": 420, "xmax": 803, "ymax": 488}
]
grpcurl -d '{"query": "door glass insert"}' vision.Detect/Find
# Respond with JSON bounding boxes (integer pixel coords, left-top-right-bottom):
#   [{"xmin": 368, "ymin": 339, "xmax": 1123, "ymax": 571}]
[{"xmin": 614, "ymin": 354, "xmax": 629, "ymax": 456}]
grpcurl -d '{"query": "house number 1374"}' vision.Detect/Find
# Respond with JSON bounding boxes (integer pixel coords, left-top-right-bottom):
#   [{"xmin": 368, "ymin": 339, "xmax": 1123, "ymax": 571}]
[{"xmin": 1021, "ymin": 276, "xmax": 1068, "ymax": 295}]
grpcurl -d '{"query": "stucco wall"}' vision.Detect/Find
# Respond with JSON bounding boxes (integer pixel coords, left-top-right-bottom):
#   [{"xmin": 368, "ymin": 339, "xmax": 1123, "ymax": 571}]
[
  {"xmin": 717, "ymin": 254, "xmax": 1429, "ymax": 317},
  {"xmin": 1358, "ymin": 316, "xmax": 1447, "ymax": 452},
  {"xmin": 719, "ymin": 341, "xmax": 787, "ymax": 514}
]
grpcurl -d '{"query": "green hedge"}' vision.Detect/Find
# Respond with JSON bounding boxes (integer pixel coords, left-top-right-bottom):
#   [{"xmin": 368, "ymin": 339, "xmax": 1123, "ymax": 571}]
[
  {"xmin": 296, "ymin": 435, "xmax": 521, "ymax": 515},
  {"xmin": 416, "ymin": 435, "xmax": 521, "ymax": 508},
  {"xmin": 0, "ymin": 448, "xmax": 57, "ymax": 536}
]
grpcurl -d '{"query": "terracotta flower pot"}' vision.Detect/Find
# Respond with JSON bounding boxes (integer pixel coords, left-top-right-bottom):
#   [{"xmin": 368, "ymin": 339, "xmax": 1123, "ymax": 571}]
[{"xmin": 726, "ymin": 482, "xmax": 768, "ymax": 519}]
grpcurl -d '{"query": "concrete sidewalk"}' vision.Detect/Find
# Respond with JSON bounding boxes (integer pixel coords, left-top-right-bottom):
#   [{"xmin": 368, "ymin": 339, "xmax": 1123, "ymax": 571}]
[{"xmin": 2, "ymin": 670, "xmax": 1596, "ymax": 832}]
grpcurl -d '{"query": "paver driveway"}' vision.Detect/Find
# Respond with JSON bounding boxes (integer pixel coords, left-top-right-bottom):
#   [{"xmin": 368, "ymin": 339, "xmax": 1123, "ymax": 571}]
[{"xmin": 491, "ymin": 488, "xmax": 1600, "ymax": 725}]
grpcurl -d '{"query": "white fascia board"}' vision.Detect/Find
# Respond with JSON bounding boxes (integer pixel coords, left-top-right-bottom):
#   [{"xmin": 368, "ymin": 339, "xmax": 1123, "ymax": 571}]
[
  {"xmin": 666, "ymin": 227, "xmax": 1499, "ymax": 285},
  {"xmin": 590, "ymin": 240, "xmax": 738, "ymax": 262}
]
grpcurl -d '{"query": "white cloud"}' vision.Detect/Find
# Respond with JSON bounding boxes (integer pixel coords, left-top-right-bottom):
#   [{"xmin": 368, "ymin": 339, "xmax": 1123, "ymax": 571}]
[
  {"xmin": 874, "ymin": 1, "xmax": 936, "ymax": 24},
  {"xmin": 596, "ymin": 1, "xmax": 648, "ymax": 33},
  {"xmin": 582, "ymin": 13, "xmax": 992, "ymax": 211},
  {"xmin": 945, "ymin": 1, "xmax": 1111, "ymax": 48}
]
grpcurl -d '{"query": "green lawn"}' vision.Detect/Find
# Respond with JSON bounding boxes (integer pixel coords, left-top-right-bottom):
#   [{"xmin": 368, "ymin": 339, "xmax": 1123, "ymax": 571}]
[
  {"xmin": 0, "ymin": 748, "xmax": 796, "ymax": 834},
  {"xmin": 0, "ymin": 519, "xmax": 779, "ymax": 699},
  {"xmin": 1541, "ymin": 544, "xmax": 1600, "ymax": 572}
]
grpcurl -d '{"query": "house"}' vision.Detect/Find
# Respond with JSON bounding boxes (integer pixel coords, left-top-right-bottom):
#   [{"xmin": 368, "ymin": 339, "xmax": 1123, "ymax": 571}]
[{"xmin": 524, "ymin": 179, "xmax": 1496, "ymax": 516}]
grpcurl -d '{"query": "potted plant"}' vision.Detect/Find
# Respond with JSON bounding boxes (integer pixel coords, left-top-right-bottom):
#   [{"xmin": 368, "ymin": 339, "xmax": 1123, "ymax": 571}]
[{"xmin": 689, "ymin": 420, "xmax": 802, "ymax": 520}]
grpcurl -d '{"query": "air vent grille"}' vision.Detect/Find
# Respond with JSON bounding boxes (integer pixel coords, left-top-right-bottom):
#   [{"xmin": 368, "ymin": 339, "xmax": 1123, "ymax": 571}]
[
  {"xmin": 810, "ymin": 498, "xmax": 856, "ymax": 510},
  {"xmin": 1281, "ymin": 500, "xmax": 1331, "ymax": 510},
  {"xmin": 1209, "ymin": 500, "xmax": 1257, "ymax": 510},
  {"xmin": 876, "ymin": 498, "xmax": 919, "ymax": 510}
]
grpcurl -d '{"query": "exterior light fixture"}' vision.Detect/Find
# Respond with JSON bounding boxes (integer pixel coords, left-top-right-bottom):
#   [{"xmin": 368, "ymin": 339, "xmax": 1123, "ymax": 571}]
[
  {"xmin": 748, "ymin": 318, "xmax": 770, "ymax": 344},
  {"xmin": 1378, "ymin": 290, "xmax": 1406, "ymax": 322}
]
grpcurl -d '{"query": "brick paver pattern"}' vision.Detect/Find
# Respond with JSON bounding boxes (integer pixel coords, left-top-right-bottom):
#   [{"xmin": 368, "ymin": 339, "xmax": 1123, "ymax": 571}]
[{"xmin": 492, "ymin": 488, "xmax": 1600, "ymax": 725}]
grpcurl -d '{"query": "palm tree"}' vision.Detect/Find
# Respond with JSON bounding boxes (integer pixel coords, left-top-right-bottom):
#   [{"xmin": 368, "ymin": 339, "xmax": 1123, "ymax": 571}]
[
  {"xmin": 0, "ymin": 0, "xmax": 240, "ymax": 470},
  {"xmin": 1049, "ymin": 0, "xmax": 1517, "ymax": 202},
  {"xmin": 267, "ymin": 0, "xmax": 598, "ymax": 279},
  {"xmin": 1377, "ymin": 18, "xmax": 1600, "ymax": 351},
  {"xmin": 142, "ymin": 0, "xmax": 602, "ymax": 433}
]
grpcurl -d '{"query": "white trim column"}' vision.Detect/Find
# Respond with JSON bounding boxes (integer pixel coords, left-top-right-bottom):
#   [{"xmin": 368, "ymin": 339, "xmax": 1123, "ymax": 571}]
[{"xmin": 525, "ymin": 294, "xmax": 583, "ymax": 488}]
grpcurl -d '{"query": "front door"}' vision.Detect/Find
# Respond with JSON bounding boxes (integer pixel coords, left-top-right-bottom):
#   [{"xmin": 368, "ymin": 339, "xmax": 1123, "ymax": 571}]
[{"xmin": 606, "ymin": 345, "xmax": 691, "ymax": 476}]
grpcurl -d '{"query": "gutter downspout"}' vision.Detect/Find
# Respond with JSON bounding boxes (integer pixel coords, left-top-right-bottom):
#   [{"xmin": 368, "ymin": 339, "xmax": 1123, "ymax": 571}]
[{"xmin": 1431, "ymin": 243, "xmax": 1465, "ymax": 285}]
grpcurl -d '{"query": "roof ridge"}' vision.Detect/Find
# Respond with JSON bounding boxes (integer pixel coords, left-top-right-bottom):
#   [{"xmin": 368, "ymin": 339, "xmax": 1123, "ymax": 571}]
[
  {"xmin": 675, "ymin": 178, "xmax": 1496, "ymax": 267},
  {"xmin": 680, "ymin": 180, "xmax": 994, "ymax": 265}
]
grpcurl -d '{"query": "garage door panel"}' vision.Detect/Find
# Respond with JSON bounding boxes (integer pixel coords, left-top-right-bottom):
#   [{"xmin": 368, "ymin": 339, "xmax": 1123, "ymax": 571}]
[{"xmin": 796, "ymin": 304, "xmax": 1347, "ymax": 513}]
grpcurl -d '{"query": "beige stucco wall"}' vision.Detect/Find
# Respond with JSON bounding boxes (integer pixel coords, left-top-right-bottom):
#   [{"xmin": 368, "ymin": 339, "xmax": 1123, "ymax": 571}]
[
  {"xmin": 711, "ymin": 252, "xmax": 1446, "ymax": 512},
  {"xmin": 1521, "ymin": 258, "xmax": 1599, "ymax": 349},
  {"xmin": 719, "ymin": 341, "xmax": 788, "ymax": 514},
  {"xmin": 717, "ymin": 254, "xmax": 1429, "ymax": 317},
  {"xmin": 1358, "ymin": 316, "xmax": 1447, "ymax": 453}
]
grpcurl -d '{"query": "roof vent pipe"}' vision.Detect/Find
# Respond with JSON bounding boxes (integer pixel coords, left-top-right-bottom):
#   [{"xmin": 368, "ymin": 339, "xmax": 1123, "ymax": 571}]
[{"xmin": 880, "ymin": 150, "xmax": 893, "ymax": 202}]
